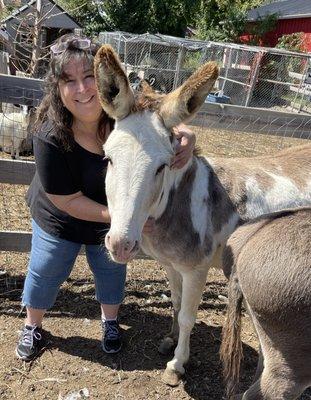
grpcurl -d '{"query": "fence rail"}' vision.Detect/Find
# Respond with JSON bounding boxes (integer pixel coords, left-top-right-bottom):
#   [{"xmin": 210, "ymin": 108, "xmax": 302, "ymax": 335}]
[
  {"xmin": 0, "ymin": 159, "xmax": 152, "ymax": 258},
  {"xmin": 0, "ymin": 158, "xmax": 34, "ymax": 252},
  {"xmin": 0, "ymin": 73, "xmax": 43, "ymax": 107},
  {"xmin": 1, "ymin": 43, "xmax": 311, "ymax": 254}
]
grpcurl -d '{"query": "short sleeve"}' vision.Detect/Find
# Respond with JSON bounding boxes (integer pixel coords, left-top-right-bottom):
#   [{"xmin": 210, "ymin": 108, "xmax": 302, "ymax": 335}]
[{"xmin": 33, "ymin": 135, "xmax": 80, "ymax": 195}]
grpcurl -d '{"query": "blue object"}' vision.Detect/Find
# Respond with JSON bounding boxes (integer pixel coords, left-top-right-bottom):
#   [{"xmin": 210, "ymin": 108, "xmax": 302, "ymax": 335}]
[
  {"xmin": 206, "ymin": 92, "xmax": 230, "ymax": 104},
  {"xmin": 22, "ymin": 220, "xmax": 127, "ymax": 309}
]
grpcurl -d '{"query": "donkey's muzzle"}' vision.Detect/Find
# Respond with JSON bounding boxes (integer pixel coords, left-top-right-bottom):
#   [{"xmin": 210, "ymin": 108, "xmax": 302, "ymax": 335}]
[{"xmin": 105, "ymin": 233, "xmax": 139, "ymax": 263}]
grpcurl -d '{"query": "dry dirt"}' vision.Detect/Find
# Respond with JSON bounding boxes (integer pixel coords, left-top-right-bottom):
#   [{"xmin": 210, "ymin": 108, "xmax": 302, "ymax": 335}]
[{"xmin": 0, "ymin": 127, "xmax": 310, "ymax": 400}]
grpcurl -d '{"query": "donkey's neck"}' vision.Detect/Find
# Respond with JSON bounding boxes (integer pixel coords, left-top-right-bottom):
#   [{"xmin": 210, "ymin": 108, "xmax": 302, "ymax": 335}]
[{"xmin": 149, "ymin": 157, "xmax": 196, "ymax": 220}]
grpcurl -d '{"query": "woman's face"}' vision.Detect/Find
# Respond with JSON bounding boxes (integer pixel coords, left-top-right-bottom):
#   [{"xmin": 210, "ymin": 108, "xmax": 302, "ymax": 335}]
[{"xmin": 58, "ymin": 58, "xmax": 102, "ymax": 124}]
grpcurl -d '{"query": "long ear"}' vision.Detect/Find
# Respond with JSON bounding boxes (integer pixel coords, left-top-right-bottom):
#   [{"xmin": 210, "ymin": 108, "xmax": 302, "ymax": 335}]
[
  {"xmin": 94, "ymin": 45, "xmax": 135, "ymax": 120},
  {"xmin": 159, "ymin": 62, "xmax": 219, "ymax": 129}
]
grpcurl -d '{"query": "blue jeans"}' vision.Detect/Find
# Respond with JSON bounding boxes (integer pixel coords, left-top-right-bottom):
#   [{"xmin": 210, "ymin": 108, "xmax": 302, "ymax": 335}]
[{"xmin": 22, "ymin": 220, "xmax": 126, "ymax": 310}]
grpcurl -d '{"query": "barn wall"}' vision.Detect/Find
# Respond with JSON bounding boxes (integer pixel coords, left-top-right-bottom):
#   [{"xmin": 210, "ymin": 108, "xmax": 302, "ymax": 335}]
[{"xmin": 242, "ymin": 17, "xmax": 311, "ymax": 51}]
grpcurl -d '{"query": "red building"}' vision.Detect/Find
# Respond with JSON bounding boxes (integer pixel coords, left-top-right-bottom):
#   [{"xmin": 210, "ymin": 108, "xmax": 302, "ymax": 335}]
[{"xmin": 244, "ymin": 0, "xmax": 311, "ymax": 51}]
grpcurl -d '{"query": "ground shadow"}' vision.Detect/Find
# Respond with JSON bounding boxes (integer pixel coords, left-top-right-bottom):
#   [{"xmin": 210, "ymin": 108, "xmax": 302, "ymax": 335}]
[
  {"xmin": 46, "ymin": 304, "xmax": 258, "ymax": 400},
  {"xmin": 2, "ymin": 271, "xmax": 310, "ymax": 399},
  {"xmin": 0, "ymin": 271, "xmax": 227, "ymax": 319}
]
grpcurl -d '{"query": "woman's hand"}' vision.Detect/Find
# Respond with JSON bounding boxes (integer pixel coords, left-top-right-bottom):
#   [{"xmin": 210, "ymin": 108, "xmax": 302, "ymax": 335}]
[{"xmin": 171, "ymin": 123, "xmax": 196, "ymax": 169}]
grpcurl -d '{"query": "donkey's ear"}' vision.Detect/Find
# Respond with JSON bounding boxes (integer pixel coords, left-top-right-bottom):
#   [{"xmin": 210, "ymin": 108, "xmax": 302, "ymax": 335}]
[
  {"xmin": 94, "ymin": 45, "xmax": 135, "ymax": 120},
  {"xmin": 159, "ymin": 62, "xmax": 219, "ymax": 129}
]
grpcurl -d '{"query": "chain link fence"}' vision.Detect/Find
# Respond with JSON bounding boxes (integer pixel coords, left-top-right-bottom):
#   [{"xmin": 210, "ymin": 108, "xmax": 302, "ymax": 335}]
[{"xmin": 99, "ymin": 31, "xmax": 311, "ymax": 115}]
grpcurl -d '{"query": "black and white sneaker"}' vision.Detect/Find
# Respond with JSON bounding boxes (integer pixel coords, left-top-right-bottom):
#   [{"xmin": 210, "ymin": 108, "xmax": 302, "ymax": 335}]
[
  {"xmin": 16, "ymin": 325, "xmax": 44, "ymax": 361},
  {"xmin": 102, "ymin": 320, "xmax": 122, "ymax": 354}
]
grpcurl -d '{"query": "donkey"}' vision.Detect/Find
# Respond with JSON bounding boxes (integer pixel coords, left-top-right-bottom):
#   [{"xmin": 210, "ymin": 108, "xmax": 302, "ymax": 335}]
[
  {"xmin": 94, "ymin": 45, "xmax": 311, "ymax": 386},
  {"xmin": 221, "ymin": 208, "xmax": 311, "ymax": 400}
]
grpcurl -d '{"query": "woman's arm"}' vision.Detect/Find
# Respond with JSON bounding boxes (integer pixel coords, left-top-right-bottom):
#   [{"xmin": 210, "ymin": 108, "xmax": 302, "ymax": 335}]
[
  {"xmin": 171, "ymin": 123, "xmax": 196, "ymax": 169},
  {"xmin": 46, "ymin": 191, "xmax": 110, "ymax": 223}
]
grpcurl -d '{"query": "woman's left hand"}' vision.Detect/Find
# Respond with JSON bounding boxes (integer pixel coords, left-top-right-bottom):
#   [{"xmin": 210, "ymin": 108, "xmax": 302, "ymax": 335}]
[{"xmin": 170, "ymin": 124, "xmax": 196, "ymax": 169}]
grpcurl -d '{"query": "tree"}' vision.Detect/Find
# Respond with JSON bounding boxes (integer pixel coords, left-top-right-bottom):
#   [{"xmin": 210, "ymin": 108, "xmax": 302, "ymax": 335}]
[
  {"xmin": 0, "ymin": 1, "xmax": 83, "ymax": 77},
  {"xmin": 57, "ymin": 0, "xmax": 199, "ymax": 38},
  {"xmin": 56, "ymin": 0, "xmax": 104, "ymax": 38},
  {"xmin": 195, "ymin": 0, "xmax": 276, "ymax": 44},
  {"xmin": 94, "ymin": 0, "xmax": 199, "ymax": 37}
]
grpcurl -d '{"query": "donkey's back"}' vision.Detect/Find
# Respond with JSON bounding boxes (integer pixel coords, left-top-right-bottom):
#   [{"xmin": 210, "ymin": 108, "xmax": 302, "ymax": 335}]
[{"xmin": 221, "ymin": 208, "xmax": 311, "ymax": 400}]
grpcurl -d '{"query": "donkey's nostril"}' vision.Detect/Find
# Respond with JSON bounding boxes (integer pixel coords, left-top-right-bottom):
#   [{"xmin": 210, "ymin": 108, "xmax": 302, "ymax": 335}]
[{"xmin": 124, "ymin": 240, "xmax": 138, "ymax": 254}]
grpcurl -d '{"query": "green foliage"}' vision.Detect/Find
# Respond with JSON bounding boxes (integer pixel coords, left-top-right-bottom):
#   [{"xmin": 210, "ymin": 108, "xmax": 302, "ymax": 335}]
[
  {"xmin": 246, "ymin": 13, "xmax": 278, "ymax": 45},
  {"xmin": 97, "ymin": 0, "xmax": 198, "ymax": 37},
  {"xmin": 56, "ymin": 0, "xmax": 104, "ymax": 38},
  {"xmin": 182, "ymin": 51, "xmax": 202, "ymax": 71},
  {"xmin": 276, "ymin": 32, "xmax": 305, "ymax": 53},
  {"xmin": 56, "ymin": 0, "xmax": 199, "ymax": 38},
  {"xmin": 55, "ymin": 0, "xmax": 276, "ymax": 43},
  {"xmin": 195, "ymin": 0, "xmax": 276, "ymax": 44}
]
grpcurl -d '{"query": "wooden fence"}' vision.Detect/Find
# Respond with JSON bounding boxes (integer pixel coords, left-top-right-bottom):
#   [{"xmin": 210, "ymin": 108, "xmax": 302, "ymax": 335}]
[
  {"xmin": 0, "ymin": 73, "xmax": 311, "ymax": 253},
  {"xmin": 0, "ymin": 157, "xmax": 152, "ymax": 259},
  {"xmin": 0, "ymin": 158, "xmax": 35, "ymax": 252}
]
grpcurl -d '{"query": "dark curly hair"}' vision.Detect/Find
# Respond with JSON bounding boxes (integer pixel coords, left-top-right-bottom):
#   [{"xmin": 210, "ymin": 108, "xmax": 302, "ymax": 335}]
[{"xmin": 35, "ymin": 33, "xmax": 113, "ymax": 151}]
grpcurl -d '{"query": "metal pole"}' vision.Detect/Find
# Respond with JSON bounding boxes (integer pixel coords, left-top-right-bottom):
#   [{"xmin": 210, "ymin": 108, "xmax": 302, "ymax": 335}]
[
  {"xmin": 173, "ymin": 45, "xmax": 185, "ymax": 89},
  {"xmin": 221, "ymin": 47, "xmax": 232, "ymax": 95},
  {"xmin": 292, "ymin": 57, "xmax": 309, "ymax": 113}
]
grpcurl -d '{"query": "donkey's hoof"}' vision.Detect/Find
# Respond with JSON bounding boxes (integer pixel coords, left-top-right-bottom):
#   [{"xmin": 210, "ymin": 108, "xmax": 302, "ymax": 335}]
[
  {"xmin": 158, "ymin": 337, "xmax": 175, "ymax": 355},
  {"xmin": 161, "ymin": 368, "xmax": 182, "ymax": 386}
]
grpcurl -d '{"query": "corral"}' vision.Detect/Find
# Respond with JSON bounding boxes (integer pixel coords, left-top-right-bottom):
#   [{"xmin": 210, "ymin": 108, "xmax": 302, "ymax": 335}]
[
  {"xmin": 0, "ymin": 44, "xmax": 311, "ymax": 399},
  {"xmin": 1, "ymin": 122, "xmax": 311, "ymax": 399}
]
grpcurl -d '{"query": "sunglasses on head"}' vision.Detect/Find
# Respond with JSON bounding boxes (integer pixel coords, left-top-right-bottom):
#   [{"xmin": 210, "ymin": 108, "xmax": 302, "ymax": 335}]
[{"xmin": 50, "ymin": 38, "xmax": 91, "ymax": 55}]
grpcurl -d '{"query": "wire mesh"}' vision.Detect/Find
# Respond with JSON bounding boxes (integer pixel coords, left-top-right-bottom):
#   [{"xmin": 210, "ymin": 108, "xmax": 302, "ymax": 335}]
[
  {"xmin": 99, "ymin": 31, "xmax": 311, "ymax": 114},
  {"xmin": 0, "ymin": 41, "xmax": 310, "ymax": 259}
]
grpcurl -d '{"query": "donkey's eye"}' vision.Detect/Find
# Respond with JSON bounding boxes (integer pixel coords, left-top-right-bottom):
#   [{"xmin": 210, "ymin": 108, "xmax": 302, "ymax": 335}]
[{"xmin": 156, "ymin": 164, "xmax": 166, "ymax": 175}]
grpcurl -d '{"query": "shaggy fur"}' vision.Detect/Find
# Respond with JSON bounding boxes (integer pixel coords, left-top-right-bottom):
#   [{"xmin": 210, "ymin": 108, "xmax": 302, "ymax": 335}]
[
  {"xmin": 94, "ymin": 45, "xmax": 135, "ymax": 119},
  {"xmin": 221, "ymin": 208, "xmax": 311, "ymax": 400},
  {"xmin": 94, "ymin": 45, "xmax": 311, "ymax": 388},
  {"xmin": 94, "ymin": 44, "xmax": 219, "ymax": 127},
  {"xmin": 159, "ymin": 62, "xmax": 219, "ymax": 128}
]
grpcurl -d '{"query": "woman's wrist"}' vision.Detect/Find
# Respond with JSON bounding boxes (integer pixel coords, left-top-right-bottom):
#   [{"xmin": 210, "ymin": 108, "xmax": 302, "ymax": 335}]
[{"xmin": 101, "ymin": 207, "xmax": 111, "ymax": 223}]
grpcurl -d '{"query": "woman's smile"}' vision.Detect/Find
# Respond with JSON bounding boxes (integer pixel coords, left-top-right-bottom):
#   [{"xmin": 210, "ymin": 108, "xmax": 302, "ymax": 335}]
[{"xmin": 75, "ymin": 95, "xmax": 95, "ymax": 104}]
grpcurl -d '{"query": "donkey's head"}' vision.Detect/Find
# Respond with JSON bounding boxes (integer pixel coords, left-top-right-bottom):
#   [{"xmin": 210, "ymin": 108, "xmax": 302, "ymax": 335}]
[{"xmin": 94, "ymin": 45, "xmax": 218, "ymax": 263}]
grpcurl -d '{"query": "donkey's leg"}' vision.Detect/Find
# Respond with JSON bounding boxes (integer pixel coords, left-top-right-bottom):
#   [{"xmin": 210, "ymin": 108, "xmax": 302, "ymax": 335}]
[
  {"xmin": 159, "ymin": 265, "xmax": 182, "ymax": 355},
  {"xmin": 252, "ymin": 345, "xmax": 264, "ymax": 383},
  {"xmin": 162, "ymin": 267, "xmax": 208, "ymax": 386},
  {"xmin": 242, "ymin": 321, "xmax": 309, "ymax": 400},
  {"xmin": 241, "ymin": 367, "xmax": 306, "ymax": 400}
]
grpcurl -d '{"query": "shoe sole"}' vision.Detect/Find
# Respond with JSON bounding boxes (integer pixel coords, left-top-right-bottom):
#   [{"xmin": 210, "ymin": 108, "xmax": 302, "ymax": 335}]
[{"xmin": 102, "ymin": 344, "xmax": 122, "ymax": 354}]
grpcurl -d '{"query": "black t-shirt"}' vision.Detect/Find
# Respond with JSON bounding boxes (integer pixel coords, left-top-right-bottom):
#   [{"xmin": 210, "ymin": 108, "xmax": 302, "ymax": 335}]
[{"xmin": 26, "ymin": 120, "xmax": 110, "ymax": 245}]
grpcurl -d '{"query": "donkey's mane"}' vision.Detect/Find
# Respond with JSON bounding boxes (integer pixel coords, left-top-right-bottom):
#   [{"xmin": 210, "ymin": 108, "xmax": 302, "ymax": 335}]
[
  {"xmin": 132, "ymin": 81, "xmax": 165, "ymax": 112},
  {"xmin": 130, "ymin": 81, "xmax": 203, "ymax": 157}
]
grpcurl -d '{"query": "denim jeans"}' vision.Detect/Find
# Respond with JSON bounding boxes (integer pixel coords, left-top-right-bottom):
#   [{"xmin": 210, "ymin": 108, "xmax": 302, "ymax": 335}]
[{"xmin": 22, "ymin": 220, "xmax": 126, "ymax": 310}]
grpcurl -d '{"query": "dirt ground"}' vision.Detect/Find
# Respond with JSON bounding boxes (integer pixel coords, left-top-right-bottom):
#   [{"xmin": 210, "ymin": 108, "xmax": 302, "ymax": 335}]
[{"xmin": 0, "ymin": 127, "xmax": 310, "ymax": 400}]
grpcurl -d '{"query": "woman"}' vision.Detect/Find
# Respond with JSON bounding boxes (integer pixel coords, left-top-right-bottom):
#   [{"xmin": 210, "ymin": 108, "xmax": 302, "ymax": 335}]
[{"xmin": 16, "ymin": 33, "xmax": 196, "ymax": 361}]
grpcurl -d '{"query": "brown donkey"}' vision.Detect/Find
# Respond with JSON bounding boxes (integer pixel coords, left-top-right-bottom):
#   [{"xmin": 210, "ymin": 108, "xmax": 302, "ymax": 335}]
[{"xmin": 221, "ymin": 208, "xmax": 311, "ymax": 400}]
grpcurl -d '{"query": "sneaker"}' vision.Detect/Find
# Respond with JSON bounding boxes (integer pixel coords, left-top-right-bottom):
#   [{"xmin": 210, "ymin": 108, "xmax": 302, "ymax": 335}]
[
  {"xmin": 16, "ymin": 325, "xmax": 44, "ymax": 361},
  {"xmin": 102, "ymin": 319, "xmax": 122, "ymax": 354}
]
